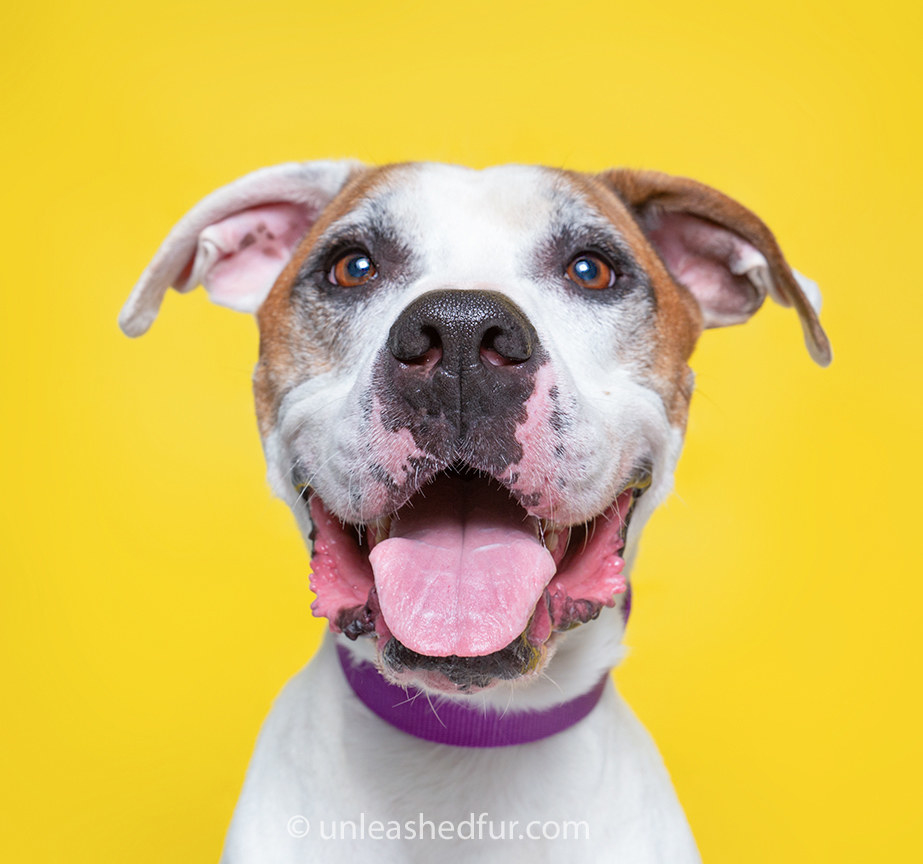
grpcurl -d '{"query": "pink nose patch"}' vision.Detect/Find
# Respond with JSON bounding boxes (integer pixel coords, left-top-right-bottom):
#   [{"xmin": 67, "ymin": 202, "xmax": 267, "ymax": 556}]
[{"xmin": 369, "ymin": 474, "xmax": 556, "ymax": 657}]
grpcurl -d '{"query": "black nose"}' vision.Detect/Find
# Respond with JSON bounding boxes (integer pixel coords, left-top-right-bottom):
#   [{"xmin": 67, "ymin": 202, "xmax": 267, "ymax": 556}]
[
  {"xmin": 388, "ymin": 289, "xmax": 535, "ymax": 370},
  {"xmin": 380, "ymin": 290, "xmax": 543, "ymax": 474}
]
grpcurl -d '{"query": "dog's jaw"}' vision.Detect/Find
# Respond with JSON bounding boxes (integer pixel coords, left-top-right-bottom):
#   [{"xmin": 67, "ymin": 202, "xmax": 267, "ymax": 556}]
[
  {"xmin": 263, "ymin": 398, "xmax": 683, "ymax": 710},
  {"xmin": 261, "ymin": 411, "xmax": 683, "ymax": 701}
]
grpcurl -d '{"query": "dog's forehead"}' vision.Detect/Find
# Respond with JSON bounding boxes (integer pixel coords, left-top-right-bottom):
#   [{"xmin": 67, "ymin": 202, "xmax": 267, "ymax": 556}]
[
  {"xmin": 385, "ymin": 163, "xmax": 559, "ymax": 224},
  {"xmin": 348, "ymin": 163, "xmax": 604, "ymax": 262}
]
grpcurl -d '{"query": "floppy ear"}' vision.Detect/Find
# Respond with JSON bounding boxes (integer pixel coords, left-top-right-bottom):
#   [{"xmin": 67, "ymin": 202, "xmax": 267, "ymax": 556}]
[
  {"xmin": 600, "ymin": 169, "xmax": 831, "ymax": 366},
  {"xmin": 119, "ymin": 160, "xmax": 360, "ymax": 337}
]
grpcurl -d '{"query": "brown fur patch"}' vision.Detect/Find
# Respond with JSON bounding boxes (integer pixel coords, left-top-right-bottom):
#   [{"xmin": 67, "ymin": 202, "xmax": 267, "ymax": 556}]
[{"xmin": 560, "ymin": 171, "xmax": 704, "ymax": 429}]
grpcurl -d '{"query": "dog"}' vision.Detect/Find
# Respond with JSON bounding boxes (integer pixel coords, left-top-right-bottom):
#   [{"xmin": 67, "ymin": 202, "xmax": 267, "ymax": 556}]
[{"xmin": 121, "ymin": 161, "xmax": 830, "ymax": 863}]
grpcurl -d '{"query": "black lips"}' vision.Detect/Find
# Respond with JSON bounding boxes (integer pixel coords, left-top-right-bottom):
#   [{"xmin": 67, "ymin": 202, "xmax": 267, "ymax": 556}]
[{"xmin": 382, "ymin": 634, "xmax": 542, "ymax": 691}]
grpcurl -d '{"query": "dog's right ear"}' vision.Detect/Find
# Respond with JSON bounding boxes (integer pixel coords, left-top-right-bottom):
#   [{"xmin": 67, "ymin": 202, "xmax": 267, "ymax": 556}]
[{"xmin": 119, "ymin": 161, "xmax": 360, "ymax": 337}]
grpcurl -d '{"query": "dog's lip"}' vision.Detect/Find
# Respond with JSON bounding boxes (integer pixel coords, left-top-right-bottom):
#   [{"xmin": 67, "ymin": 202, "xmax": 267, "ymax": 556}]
[
  {"xmin": 379, "ymin": 631, "xmax": 546, "ymax": 693},
  {"xmin": 298, "ymin": 459, "xmax": 653, "ymax": 530},
  {"xmin": 354, "ymin": 462, "xmax": 653, "ymax": 544},
  {"xmin": 306, "ymin": 465, "xmax": 650, "ymax": 687}
]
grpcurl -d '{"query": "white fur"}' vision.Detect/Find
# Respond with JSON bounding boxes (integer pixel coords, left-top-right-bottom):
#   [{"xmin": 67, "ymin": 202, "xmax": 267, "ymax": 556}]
[{"xmin": 221, "ymin": 633, "xmax": 700, "ymax": 863}]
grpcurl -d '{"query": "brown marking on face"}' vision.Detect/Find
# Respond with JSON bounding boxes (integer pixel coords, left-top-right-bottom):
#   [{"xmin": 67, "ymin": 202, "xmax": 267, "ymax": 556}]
[
  {"xmin": 253, "ymin": 164, "xmax": 408, "ymax": 439},
  {"xmin": 559, "ymin": 171, "xmax": 704, "ymax": 428}
]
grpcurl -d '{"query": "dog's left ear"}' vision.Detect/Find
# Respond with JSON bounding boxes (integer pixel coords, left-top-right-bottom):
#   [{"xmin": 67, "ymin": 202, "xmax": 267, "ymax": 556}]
[{"xmin": 600, "ymin": 169, "xmax": 831, "ymax": 366}]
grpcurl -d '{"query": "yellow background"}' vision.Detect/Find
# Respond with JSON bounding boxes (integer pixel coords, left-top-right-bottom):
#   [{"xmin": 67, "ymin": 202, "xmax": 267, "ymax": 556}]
[{"xmin": 3, "ymin": 1, "xmax": 920, "ymax": 860}]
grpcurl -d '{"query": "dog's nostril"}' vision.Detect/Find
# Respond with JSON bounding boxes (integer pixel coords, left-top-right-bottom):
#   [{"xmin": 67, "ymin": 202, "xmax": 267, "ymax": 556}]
[
  {"xmin": 388, "ymin": 322, "xmax": 442, "ymax": 366},
  {"xmin": 480, "ymin": 325, "xmax": 532, "ymax": 367},
  {"xmin": 394, "ymin": 325, "xmax": 443, "ymax": 367},
  {"xmin": 480, "ymin": 327, "xmax": 511, "ymax": 367}
]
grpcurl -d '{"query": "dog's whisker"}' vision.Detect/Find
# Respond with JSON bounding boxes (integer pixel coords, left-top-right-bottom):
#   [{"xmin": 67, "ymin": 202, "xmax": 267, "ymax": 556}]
[
  {"xmin": 422, "ymin": 691, "xmax": 446, "ymax": 728},
  {"xmin": 587, "ymin": 517, "xmax": 598, "ymax": 545},
  {"xmin": 289, "ymin": 449, "xmax": 340, "ymax": 493},
  {"xmin": 498, "ymin": 683, "xmax": 516, "ymax": 719},
  {"xmin": 538, "ymin": 669, "xmax": 564, "ymax": 697},
  {"xmin": 579, "ymin": 519, "xmax": 592, "ymax": 554},
  {"xmin": 392, "ymin": 688, "xmax": 425, "ymax": 709}
]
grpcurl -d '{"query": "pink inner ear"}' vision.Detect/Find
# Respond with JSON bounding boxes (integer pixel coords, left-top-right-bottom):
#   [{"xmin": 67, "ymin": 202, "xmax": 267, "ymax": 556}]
[
  {"xmin": 647, "ymin": 211, "xmax": 766, "ymax": 327},
  {"xmin": 186, "ymin": 202, "xmax": 312, "ymax": 313}
]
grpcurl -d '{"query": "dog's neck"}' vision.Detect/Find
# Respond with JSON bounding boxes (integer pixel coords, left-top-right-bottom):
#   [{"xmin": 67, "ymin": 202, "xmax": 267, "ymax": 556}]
[{"xmin": 337, "ymin": 644, "xmax": 610, "ymax": 747}]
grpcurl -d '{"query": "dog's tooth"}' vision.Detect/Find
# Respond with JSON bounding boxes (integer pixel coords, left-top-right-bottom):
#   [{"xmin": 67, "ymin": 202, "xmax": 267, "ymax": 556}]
[
  {"xmin": 545, "ymin": 528, "xmax": 559, "ymax": 553},
  {"xmin": 376, "ymin": 516, "xmax": 392, "ymax": 545},
  {"xmin": 540, "ymin": 521, "xmax": 571, "ymax": 563}
]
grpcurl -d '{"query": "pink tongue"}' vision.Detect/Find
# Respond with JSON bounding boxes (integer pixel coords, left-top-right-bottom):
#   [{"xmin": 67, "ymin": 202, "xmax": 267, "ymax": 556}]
[{"xmin": 369, "ymin": 475, "xmax": 556, "ymax": 657}]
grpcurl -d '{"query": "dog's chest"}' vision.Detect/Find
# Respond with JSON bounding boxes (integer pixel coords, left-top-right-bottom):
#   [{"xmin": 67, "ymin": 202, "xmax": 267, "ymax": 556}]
[{"xmin": 221, "ymin": 642, "xmax": 700, "ymax": 864}]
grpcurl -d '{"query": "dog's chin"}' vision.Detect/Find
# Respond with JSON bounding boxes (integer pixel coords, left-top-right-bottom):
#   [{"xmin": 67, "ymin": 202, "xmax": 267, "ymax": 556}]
[
  {"xmin": 375, "ymin": 630, "xmax": 560, "ymax": 694},
  {"xmin": 305, "ymin": 465, "xmax": 649, "ymax": 694}
]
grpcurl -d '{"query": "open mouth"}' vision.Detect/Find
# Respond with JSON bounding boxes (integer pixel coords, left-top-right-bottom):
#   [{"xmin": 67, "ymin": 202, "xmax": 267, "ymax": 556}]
[{"xmin": 306, "ymin": 465, "xmax": 650, "ymax": 691}]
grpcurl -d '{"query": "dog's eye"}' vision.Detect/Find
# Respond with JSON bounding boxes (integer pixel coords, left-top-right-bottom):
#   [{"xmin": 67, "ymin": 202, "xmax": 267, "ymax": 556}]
[
  {"xmin": 328, "ymin": 251, "xmax": 378, "ymax": 287},
  {"xmin": 565, "ymin": 253, "xmax": 616, "ymax": 290}
]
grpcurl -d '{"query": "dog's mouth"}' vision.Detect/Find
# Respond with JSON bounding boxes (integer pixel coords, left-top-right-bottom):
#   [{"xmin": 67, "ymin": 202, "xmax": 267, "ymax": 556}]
[{"xmin": 307, "ymin": 466, "xmax": 650, "ymax": 692}]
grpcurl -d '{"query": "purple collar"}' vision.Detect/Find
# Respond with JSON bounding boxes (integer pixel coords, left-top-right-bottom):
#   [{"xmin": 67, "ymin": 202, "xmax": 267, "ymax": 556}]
[{"xmin": 336, "ymin": 644, "xmax": 609, "ymax": 748}]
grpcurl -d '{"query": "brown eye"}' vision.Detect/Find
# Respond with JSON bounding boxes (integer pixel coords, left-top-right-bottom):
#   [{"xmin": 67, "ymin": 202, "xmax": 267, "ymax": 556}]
[
  {"xmin": 329, "ymin": 251, "xmax": 377, "ymax": 287},
  {"xmin": 565, "ymin": 253, "xmax": 616, "ymax": 290}
]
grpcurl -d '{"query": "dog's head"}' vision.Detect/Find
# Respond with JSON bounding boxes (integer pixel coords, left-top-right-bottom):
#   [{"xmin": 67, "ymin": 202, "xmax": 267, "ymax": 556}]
[{"xmin": 122, "ymin": 162, "xmax": 830, "ymax": 694}]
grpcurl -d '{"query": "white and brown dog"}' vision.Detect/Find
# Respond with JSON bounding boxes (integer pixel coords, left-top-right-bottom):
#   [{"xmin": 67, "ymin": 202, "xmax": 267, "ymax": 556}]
[{"xmin": 121, "ymin": 162, "xmax": 830, "ymax": 863}]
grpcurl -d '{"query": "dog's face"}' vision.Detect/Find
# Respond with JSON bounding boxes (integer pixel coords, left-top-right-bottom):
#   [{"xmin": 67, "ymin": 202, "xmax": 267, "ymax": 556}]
[{"xmin": 122, "ymin": 161, "xmax": 830, "ymax": 694}]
